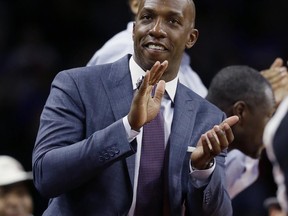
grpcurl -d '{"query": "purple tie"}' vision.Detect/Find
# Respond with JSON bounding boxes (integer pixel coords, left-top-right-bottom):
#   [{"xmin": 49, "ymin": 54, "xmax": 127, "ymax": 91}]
[{"xmin": 134, "ymin": 110, "xmax": 165, "ymax": 216}]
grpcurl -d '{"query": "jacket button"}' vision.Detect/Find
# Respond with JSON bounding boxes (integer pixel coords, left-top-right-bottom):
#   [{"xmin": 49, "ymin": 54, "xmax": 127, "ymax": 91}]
[
  {"xmin": 99, "ymin": 156, "xmax": 105, "ymax": 162},
  {"xmin": 103, "ymin": 152, "xmax": 110, "ymax": 160}
]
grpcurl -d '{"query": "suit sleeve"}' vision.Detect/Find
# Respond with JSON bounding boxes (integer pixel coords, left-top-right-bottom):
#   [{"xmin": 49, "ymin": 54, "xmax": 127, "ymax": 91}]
[
  {"xmin": 186, "ymin": 113, "xmax": 233, "ymax": 216},
  {"xmin": 32, "ymin": 71, "xmax": 135, "ymax": 198}
]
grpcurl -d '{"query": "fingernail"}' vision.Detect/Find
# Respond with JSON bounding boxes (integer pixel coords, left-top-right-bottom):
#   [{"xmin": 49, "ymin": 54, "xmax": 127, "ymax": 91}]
[{"xmin": 214, "ymin": 125, "xmax": 220, "ymax": 132}]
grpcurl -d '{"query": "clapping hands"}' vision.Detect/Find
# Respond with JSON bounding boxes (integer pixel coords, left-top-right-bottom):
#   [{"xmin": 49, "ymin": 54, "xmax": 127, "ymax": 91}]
[{"xmin": 191, "ymin": 116, "xmax": 239, "ymax": 170}]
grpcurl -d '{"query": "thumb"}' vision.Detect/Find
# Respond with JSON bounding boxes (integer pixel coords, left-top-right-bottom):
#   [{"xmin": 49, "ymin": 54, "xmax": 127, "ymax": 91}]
[{"xmin": 222, "ymin": 115, "xmax": 239, "ymax": 127}]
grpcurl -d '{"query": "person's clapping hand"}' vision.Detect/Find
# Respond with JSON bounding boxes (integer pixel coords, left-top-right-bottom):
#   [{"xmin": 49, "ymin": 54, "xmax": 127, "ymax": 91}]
[
  {"xmin": 261, "ymin": 57, "xmax": 288, "ymax": 107},
  {"xmin": 191, "ymin": 116, "xmax": 239, "ymax": 170},
  {"xmin": 128, "ymin": 60, "xmax": 168, "ymax": 131}
]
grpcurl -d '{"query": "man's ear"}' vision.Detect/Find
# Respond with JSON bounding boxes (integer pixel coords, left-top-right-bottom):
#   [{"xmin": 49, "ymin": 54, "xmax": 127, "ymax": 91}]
[
  {"xmin": 129, "ymin": 0, "xmax": 139, "ymax": 15},
  {"xmin": 232, "ymin": 101, "xmax": 247, "ymax": 125},
  {"xmin": 185, "ymin": 29, "xmax": 199, "ymax": 49}
]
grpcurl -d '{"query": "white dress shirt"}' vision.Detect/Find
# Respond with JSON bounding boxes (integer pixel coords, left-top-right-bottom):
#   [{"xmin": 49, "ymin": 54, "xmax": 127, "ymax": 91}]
[
  {"xmin": 123, "ymin": 57, "xmax": 214, "ymax": 215},
  {"xmin": 225, "ymin": 149, "xmax": 259, "ymax": 199}
]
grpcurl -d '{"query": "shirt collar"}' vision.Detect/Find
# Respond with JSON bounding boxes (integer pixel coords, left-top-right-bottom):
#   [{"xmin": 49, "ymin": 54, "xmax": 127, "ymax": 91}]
[{"xmin": 129, "ymin": 56, "xmax": 178, "ymax": 102}]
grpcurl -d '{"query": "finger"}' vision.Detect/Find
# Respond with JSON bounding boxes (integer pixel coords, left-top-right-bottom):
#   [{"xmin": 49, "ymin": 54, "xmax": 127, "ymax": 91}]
[
  {"xmin": 213, "ymin": 125, "xmax": 229, "ymax": 150},
  {"xmin": 149, "ymin": 60, "xmax": 168, "ymax": 85},
  {"xmin": 202, "ymin": 134, "xmax": 212, "ymax": 155},
  {"xmin": 271, "ymin": 81, "xmax": 284, "ymax": 91},
  {"xmin": 161, "ymin": 60, "xmax": 169, "ymax": 69},
  {"xmin": 262, "ymin": 67, "xmax": 287, "ymax": 86},
  {"xmin": 220, "ymin": 115, "xmax": 239, "ymax": 128},
  {"xmin": 282, "ymin": 74, "xmax": 288, "ymax": 85},
  {"xmin": 152, "ymin": 60, "xmax": 168, "ymax": 84},
  {"xmin": 272, "ymin": 74, "xmax": 288, "ymax": 90},
  {"xmin": 222, "ymin": 123, "xmax": 235, "ymax": 144},
  {"xmin": 148, "ymin": 61, "xmax": 161, "ymax": 85},
  {"xmin": 279, "ymin": 66, "xmax": 287, "ymax": 74},
  {"xmin": 208, "ymin": 129, "xmax": 222, "ymax": 155},
  {"xmin": 137, "ymin": 70, "xmax": 152, "ymax": 96},
  {"xmin": 270, "ymin": 57, "xmax": 283, "ymax": 69},
  {"xmin": 158, "ymin": 60, "xmax": 168, "ymax": 78},
  {"xmin": 261, "ymin": 69, "xmax": 277, "ymax": 80},
  {"xmin": 261, "ymin": 68, "xmax": 282, "ymax": 82},
  {"xmin": 153, "ymin": 80, "xmax": 166, "ymax": 103}
]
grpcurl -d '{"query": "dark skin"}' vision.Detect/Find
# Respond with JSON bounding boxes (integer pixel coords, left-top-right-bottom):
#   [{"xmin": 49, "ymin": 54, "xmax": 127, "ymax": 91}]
[
  {"xmin": 261, "ymin": 57, "xmax": 288, "ymax": 108},
  {"xmin": 226, "ymin": 90, "xmax": 275, "ymax": 159},
  {"xmin": 133, "ymin": 0, "xmax": 198, "ymax": 82},
  {"xmin": 0, "ymin": 182, "xmax": 33, "ymax": 216},
  {"xmin": 128, "ymin": 0, "xmax": 239, "ymax": 170}
]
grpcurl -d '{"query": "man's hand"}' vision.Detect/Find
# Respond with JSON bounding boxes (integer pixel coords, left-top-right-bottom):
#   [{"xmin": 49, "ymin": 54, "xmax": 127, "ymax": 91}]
[
  {"xmin": 191, "ymin": 115, "xmax": 239, "ymax": 170},
  {"xmin": 261, "ymin": 57, "xmax": 288, "ymax": 107},
  {"xmin": 128, "ymin": 60, "xmax": 168, "ymax": 131}
]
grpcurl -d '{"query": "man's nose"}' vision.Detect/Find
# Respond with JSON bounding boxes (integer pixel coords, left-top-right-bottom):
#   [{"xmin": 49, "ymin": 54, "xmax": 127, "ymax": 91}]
[{"xmin": 149, "ymin": 18, "xmax": 167, "ymax": 38}]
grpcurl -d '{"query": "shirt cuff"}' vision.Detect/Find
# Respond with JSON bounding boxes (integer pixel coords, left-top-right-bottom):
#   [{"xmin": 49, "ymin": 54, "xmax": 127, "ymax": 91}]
[
  {"xmin": 189, "ymin": 158, "xmax": 216, "ymax": 177},
  {"xmin": 187, "ymin": 146, "xmax": 216, "ymax": 188},
  {"xmin": 189, "ymin": 159, "xmax": 216, "ymax": 188},
  {"xmin": 123, "ymin": 116, "xmax": 140, "ymax": 142}
]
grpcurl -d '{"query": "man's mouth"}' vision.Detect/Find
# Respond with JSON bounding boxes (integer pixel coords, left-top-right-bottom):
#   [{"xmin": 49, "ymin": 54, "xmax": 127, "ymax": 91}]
[{"xmin": 146, "ymin": 43, "xmax": 167, "ymax": 51}]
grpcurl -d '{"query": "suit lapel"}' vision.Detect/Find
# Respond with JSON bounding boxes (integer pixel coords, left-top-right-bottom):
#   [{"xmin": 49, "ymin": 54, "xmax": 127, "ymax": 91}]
[
  {"xmin": 169, "ymin": 83, "xmax": 199, "ymax": 167},
  {"xmin": 100, "ymin": 55, "xmax": 136, "ymax": 186},
  {"xmin": 101, "ymin": 55, "xmax": 134, "ymax": 120},
  {"xmin": 167, "ymin": 83, "xmax": 200, "ymax": 205}
]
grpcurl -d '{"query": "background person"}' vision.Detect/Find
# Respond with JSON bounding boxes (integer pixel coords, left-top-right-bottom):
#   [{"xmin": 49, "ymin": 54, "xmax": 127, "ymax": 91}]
[
  {"xmin": 206, "ymin": 65, "xmax": 275, "ymax": 199},
  {"xmin": 0, "ymin": 155, "xmax": 33, "ymax": 216},
  {"xmin": 264, "ymin": 95, "xmax": 288, "ymax": 215}
]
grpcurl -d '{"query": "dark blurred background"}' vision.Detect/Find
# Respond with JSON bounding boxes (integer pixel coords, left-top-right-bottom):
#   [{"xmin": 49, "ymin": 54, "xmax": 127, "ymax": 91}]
[{"xmin": 0, "ymin": 0, "xmax": 287, "ymax": 215}]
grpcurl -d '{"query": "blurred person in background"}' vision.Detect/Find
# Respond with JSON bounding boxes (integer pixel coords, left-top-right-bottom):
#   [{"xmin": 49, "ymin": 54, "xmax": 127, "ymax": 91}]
[
  {"xmin": 228, "ymin": 58, "xmax": 288, "ymax": 216},
  {"xmin": 206, "ymin": 65, "xmax": 275, "ymax": 199},
  {"xmin": 263, "ymin": 70, "xmax": 288, "ymax": 216},
  {"xmin": 264, "ymin": 197, "xmax": 286, "ymax": 216},
  {"xmin": 0, "ymin": 155, "xmax": 33, "ymax": 216}
]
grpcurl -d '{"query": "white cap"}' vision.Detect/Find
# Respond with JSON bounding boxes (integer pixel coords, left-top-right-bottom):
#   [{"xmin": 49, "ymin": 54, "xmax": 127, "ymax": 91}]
[{"xmin": 0, "ymin": 155, "xmax": 32, "ymax": 186}]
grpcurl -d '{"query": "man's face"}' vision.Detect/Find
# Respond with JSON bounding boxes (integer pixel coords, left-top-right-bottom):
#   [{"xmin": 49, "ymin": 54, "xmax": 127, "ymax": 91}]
[
  {"xmin": 238, "ymin": 88, "xmax": 275, "ymax": 158},
  {"xmin": 133, "ymin": 0, "xmax": 198, "ymax": 78},
  {"xmin": 0, "ymin": 182, "xmax": 33, "ymax": 216}
]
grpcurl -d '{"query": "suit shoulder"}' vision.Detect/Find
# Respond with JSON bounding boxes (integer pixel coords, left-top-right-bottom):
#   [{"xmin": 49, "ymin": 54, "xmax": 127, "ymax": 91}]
[
  {"xmin": 181, "ymin": 83, "xmax": 224, "ymax": 115},
  {"xmin": 55, "ymin": 55, "xmax": 131, "ymax": 81}
]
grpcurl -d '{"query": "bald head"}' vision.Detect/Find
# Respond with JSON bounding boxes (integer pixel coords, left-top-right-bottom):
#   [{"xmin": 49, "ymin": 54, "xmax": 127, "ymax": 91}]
[
  {"xmin": 133, "ymin": 0, "xmax": 198, "ymax": 80},
  {"xmin": 137, "ymin": 0, "xmax": 196, "ymax": 25}
]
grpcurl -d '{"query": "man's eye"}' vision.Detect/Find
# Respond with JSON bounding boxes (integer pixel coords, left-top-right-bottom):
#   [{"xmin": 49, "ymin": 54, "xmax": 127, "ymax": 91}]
[
  {"xmin": 143, "ymin": 15, "xmax": 151, "ymax": 20},
  {"xmin": 169, "ymin": 19, "xmax": 179, "ymax": 24}
]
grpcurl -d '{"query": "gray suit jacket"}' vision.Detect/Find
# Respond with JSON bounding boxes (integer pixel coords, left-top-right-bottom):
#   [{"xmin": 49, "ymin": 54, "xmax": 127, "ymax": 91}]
[{"xmin": 33, "ymin": 55, "xmax": 232, "ymax": 216}]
